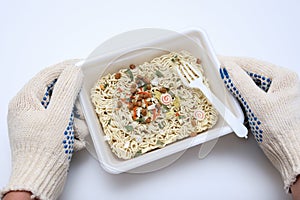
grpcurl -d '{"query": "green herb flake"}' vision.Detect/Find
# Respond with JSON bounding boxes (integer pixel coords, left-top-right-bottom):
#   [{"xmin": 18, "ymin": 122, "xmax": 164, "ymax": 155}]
[
  {"xmin": 178, "ymin": 115, "xmax": 185, "ymax": 119},
  {"xmin": 156, "ymin": 140, "xmax": 164, "ymax": 146},
  {"xmin": 134, "ymin": 150, "xmax": 142, "ymax": 157},
  {"xmin": 155, "ymin": 70, "xmax": 164, "ymax": 78},
  {"xmin": 125, "ymin": 125, "xmax": 134, "ymax": 132},
  {"xmin": 158, "ymin": 122, "xmax": 165, "ymax": 129},
  {"xmin": 168, "ymin": 91, "xmax": 175, "ymax": 98},
  {"xmin": 162, "ymin": 105, "xmax": 170, "ymax": 113},
  {"xmin": 125, "ymin": 69, "xmax": 134, "ymax": 81},
  {"xmin": 104, "ymin": 83, "xmax": 109, "ymax": 89},
  {"xmin": 135, "ymin": 117, "xmax": 145, "ymax": 123},
  {"xmin": 143, "ymin": 84, "xmax": 148, "ymax": 91}
]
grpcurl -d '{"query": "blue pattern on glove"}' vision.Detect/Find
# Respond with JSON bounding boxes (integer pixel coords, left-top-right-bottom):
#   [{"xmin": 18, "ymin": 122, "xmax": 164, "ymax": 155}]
[
  {"xmin": 219, "ymin": 68, "xmax": 272, "ymax": 143},
  {"xmin": 246, "ymin": 72, "xmax": 272, "ymax": 92},
  {"xmin": 41, "ymin": 79, "xmax": 74, "ymax": 160}
]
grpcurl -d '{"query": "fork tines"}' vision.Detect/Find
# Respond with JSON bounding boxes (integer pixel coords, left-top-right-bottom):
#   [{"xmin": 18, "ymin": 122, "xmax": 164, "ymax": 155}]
[{"xmin": 176, "ymin": 61, "xmax": 201, "ymax": 84}]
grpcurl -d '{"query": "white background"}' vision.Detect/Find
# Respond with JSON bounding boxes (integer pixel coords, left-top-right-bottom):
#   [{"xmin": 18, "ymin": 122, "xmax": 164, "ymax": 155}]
[{"xmin": 0, "ymin": 0, "xmax": 299, "ymax": 199}]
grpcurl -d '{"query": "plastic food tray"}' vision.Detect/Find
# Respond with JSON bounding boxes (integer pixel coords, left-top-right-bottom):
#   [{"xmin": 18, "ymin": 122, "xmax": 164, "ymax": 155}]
[{"xmin": 78, "ymin": 28, "xmax": 244, "ymax": 174}]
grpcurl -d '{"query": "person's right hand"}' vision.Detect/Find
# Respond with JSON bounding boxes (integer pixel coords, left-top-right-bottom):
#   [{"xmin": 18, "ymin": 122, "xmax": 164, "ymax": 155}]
[
  {"xmin": 1, "ymin": 60, "xmax": 83, "ymax": 200},
  {"xmin": 219, "ymin": 56, "xmax": 300, "ymax": 193}
]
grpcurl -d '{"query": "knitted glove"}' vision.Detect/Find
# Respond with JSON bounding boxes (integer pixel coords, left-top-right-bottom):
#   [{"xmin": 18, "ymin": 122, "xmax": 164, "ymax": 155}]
[
  {"xmin": 219, "ymin": 56, "xmax": 300, "ymax": 192},
  {"xmin": 73, "ymin": 99, "xmax": 89, "ymax": 151},
  {"xmin": 1, "ymin": 60, "xmax": 83, "ymax": 200}
]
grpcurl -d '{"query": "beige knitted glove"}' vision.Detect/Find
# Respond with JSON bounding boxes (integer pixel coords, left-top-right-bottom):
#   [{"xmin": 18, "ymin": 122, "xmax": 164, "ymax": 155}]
[
  {"xmin": 73, "ymin": 99, "xmax": 89, "ymax": 151},
  {"xmin": 219, "ymin": 56, "xmax": 300, "ymax": 192},
  {"xmin": 1, "ymin": 60, "xmax": 83, "ymax": 200}
]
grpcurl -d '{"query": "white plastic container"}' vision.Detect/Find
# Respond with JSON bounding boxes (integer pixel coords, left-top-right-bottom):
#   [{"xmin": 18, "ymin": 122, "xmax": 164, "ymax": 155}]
[{"xmin": 79, "ymin": 28, "xmax": 244, "ymax": 174}]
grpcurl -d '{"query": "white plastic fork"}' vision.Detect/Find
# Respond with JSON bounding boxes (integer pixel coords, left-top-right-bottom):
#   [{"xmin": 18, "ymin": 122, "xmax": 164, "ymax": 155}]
[{"xmin": 176, "ymin": 61, "xmax": 248, "ymax": 138}]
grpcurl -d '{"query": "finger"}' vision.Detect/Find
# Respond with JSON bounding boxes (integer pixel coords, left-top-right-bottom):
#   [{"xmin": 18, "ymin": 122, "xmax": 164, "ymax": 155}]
[
  {"xmin": 220, "ymin": 62, "xmax": 267, "ymax": 143},
  {"xmin": 73, "ymin": 118, "xmax": 89, "ymax": 151},
  {"xmin": 8, "ymin": 65, "xmax": 65, "ymax": 111},
  {"xmin": 267, "ymin": 68, "xmax": 299, "ymax": 94},
  {"xmin": 218, "ymin": 56, "xmax": 300, "ymax": 94},
  {"xmin": 73, "ymin": 139, "xmax": 86, "ymax": 152},
  {"xmin": 220, "ymin": 60, "xmax": 266, "ymax": 101},
  {"xmin": 48, "ymin": 64, "xmax": 83, "ymax": 115},
  {"xmin": 12, "ymin": 60, "xmax": 80, "ymax": 111},
  {"xmin": 73, "ymin": 117, "xmax": 89, "ymax": 139},
  {"xmin": 218, "ymin": 56, "xmax": 280, "ymax": 80},
  {"xmin": 27, "ymin": 60, "xmax": 79, "ymax": 96}
]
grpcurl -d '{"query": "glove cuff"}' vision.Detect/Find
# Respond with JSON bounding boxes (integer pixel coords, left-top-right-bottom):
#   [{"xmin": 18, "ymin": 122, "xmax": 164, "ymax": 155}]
[
  {"xmin": 284, "ymin": 167, "xmax": 300, "ymax": 193},
  {"xmin": 262, "ymin": 136, "xmax": 300, "ymax": 193},
  {"xmin": 1, "ymin": 146, "xmax": 69, "ymax": 200},
  {"xmin": 281, "ymin": 159, "xmax": 300, "ymax": 193}
]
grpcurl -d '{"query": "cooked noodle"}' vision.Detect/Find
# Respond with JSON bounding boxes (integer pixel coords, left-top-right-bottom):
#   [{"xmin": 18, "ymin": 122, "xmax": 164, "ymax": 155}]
[{"xmin": 91, "ymin": 51, "xmax": 218, "ymax": 159}]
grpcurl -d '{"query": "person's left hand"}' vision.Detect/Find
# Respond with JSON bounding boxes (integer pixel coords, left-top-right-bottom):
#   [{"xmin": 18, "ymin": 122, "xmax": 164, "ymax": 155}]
[{"xmin": 219, "ymin": 56, "xmax": 300, "ymax": 193}]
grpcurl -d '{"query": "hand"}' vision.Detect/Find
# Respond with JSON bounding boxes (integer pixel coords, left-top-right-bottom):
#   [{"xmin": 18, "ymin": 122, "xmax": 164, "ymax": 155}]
[
  {"xmin": 219, "ymin": 56, "xmax": 300, "ymax": 193},
  {"xmin": 1, "ymin": 60, "xmax": 83, "ymax": 200},
  {"xmin": 73, "ymin": 99, "xmax": 89, "ymax": 151}
]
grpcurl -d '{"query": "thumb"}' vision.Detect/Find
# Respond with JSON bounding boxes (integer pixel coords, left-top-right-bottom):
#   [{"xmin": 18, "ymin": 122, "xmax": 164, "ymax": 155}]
[
  {"xmin": 73, "ymin": 116, "xmax": 89, "ymax": 151},
  {"xmin": 73, "ymin": 139, "xmax": 85, "ymax": 152},
  {"xmin": 73, "ymin": 99, "xmax": 89, "ymax": 151}
]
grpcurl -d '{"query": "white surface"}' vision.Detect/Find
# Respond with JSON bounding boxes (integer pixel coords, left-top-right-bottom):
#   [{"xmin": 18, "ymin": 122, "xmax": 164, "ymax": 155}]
[
  {"xmin": 0, "ymin": 0, "xmax": 299, "ymax": 199},
  {"xmin": 79, "ymin": 28, "xmax": 245, "ymax": 173}
]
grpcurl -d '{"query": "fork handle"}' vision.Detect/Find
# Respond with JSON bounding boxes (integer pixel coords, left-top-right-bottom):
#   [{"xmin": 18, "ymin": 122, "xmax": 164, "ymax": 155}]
[{"xmin": 198, "ymin": 84, "xmax": 248, "ymax": 138}]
